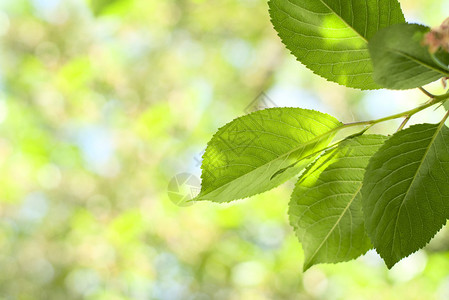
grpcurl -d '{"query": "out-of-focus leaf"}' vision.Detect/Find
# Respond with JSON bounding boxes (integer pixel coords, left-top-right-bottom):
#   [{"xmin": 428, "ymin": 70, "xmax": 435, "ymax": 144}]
[
  {"xmin": 368, "ymin": 23, "xmax": 449, "ymax": 89},
  {"xmin": 89, "ymin": 0, "xmax": 133, "ymax": 16}
]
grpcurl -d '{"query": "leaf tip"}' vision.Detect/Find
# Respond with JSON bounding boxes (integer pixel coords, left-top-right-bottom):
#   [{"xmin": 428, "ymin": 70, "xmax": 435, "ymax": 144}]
[
  {"xmin": 302, "ymin": 260, "xmax": 313, "ymax": 272},
  {"xmin": 384, "ymin": 259, "xmax": 397, "ymax": 270}
]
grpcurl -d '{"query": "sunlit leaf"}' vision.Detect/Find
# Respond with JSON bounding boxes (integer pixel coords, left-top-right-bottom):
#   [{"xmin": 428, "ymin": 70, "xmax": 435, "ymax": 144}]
[
  {"xmin": 269, "ymin": 0, "xmax": 405, "ymax": 90},
  {"xmin": 290, "ymin": 135, "xmax": 386, "ymax": 270},
  {"xmin": 194, "ymin": 108, "xmax": 342, "ymax": 203}
]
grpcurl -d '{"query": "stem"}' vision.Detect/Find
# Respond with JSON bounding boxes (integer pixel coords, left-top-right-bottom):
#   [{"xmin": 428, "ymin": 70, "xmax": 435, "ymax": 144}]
[
  {"xmin": 441, "ymin": 108, "xmax": 449, "ymax": 124},
  {"xmin": 397, "ymin": 115, "xmax": 411, "ymax": 132},
  {"xmin": 270, "ymin": 124, "xmax": 372, "ymax": 180},
  {"xmin": 271, "ymin": 90, "xmax": 449, "ymax": 181},
  {"xmin": 342, "ymin": 92, "xmax": 449, "ymax": 129},
  {"xmin": 419, "ymin": 87, "xmax": 435, "ymax": 98}
]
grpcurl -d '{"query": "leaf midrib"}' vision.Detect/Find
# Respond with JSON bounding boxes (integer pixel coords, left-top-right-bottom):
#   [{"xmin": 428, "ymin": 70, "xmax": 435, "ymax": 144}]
[
  {"xmin": 304, "ymin": 182, "xmax": 363, "ymax": 269},
  {"xmin": 318, "ymin": 0, "xmax": 368, "ymax": 43},
  {"xmin": 388, "ymin": 48, "xmax": 449, "ymax": 77},
  {"xmin": 391, "ymin": 123, "xmax": 445, "ymax": 257}
]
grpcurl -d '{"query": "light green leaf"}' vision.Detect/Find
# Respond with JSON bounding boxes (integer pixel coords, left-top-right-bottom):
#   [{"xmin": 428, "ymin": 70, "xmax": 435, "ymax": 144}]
[
  {"xmin": 362, "ymin": 123, "xmax": 449, "ymax": 268},
  {"xmin": 368, "ymin": 23, "xmax": 449, "ymax": 89},
  {"xmin": 194, "ymin": 108, "xmax": 342, "ymax": 203},
  {"xmin": 269, "ymin": 0, "xmax": 405, "ymax": 90},
  {"xmin": 290, "ymin": 135, "xmax": 386, "ymax": 271}
]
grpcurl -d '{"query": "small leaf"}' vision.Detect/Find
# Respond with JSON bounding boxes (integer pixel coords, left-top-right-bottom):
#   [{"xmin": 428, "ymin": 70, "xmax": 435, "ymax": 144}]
[
  {"xmin": 368, "ymin": 23, "xmax": 449, "ymax": 89},
  {"xmin": 269, "ymin": 0, "xmax": 405, "ymax": 90},
  {"xmin": 290, "ymin": 135, "xmax": 387, "ymax": 270},
  {"xmin": 194, "ymin": 108, "xmax": 342, "ymax": 203},
  {"xmin": 362, "ymin": 123, "xmax": 449, "ymax": 268}
]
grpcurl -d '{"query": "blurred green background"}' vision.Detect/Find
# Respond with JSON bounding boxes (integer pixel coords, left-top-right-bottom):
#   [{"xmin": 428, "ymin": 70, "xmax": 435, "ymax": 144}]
[{"xmin": 2, "ymin": 0, "xmax": 449, "ymax": 299}]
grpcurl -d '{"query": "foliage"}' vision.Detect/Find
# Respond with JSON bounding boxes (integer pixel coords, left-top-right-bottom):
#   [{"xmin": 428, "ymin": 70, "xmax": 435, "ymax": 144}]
[
  {"xmin": 3, "ymin": 0, "xmax": 449, "ymax": 298},
  {"xmin": 196, "ymin": 0, "xmax": 449, "ymax": 270},
  {"xmin": 194, "ymin": 108, "xmax": 341, "ymax": 202},
  {"xmin": 369, "ymin": 23, "xmax": 449, "ymax": 89},
  {"xmin": 290, "ymin": 134, "xmax": 387, "ymax": 271},
  {"xmin": 268, "ymin": 0, "xmax": 405, "ymax": 89}
]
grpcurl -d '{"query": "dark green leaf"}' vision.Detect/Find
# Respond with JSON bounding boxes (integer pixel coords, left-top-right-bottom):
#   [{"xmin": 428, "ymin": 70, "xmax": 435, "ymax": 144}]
[
  {"xmin": 362, "ymin": 123, "xmax": 449, "ymax": 268},
  {"xmin": 269, "ymin": 0, "xmax": 405, "ymax": 90},
  {"xmin": 368, "ymin": 23, "xmax": 449, "ymax": 89}
]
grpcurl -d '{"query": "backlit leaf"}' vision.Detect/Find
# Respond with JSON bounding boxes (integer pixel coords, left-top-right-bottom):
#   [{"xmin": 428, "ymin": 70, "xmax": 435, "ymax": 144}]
[
  {"xmin": 290, "ymin": 135, "xmax": 386, "ymax": 270},
  {"xmin": 194, "ymin": 108, "xmax": 342, "ymax": 203},
  {"xmin": 269, "ymin": 0, "xmax": 405, "ymax": 90},
  {"xmin": 368, "ymin": 23, "xmax": 449, "ymax": 89}
]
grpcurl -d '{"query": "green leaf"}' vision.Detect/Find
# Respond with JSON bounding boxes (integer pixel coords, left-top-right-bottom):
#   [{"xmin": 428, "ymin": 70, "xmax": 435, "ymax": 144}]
[
  {"xmin": 368, "ymin": 23, "xmax": 449, "ymax": 89},
  {"xmin": 194, "ymin": 108, "xmax": 342, "ymax": 203},
  {"xmin": 268, "ymin": 0, "xmax": 405, "ymax": 90},
  {"xmin": 290, "ymin": 135, "xmax": 386, "ymax": 271},
  {"xmin": 362, "ymin": 123, "xmax": 449, "ymax": 268}
]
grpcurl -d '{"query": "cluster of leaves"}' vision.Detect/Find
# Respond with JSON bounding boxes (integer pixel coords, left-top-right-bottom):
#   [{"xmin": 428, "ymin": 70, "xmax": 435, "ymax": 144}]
[{"xmin": 192, "ymin": 0, "xmax": 449, "ymax": 270}]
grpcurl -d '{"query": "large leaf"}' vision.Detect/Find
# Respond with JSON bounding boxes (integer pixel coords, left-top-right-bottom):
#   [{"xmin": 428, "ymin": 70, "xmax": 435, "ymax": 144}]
[
  {"xmin": 362, "ymin": 123, "xmax": 449, "ymax": 268},
  {"xmin": 368, "ymin": 23, "xmax": 449, "ymax": 90},
  {"xmin": 290, "ymin": 135, "xmax": 386, "ymax": 270},
  {"xmin": 269, "ymin": 0, "xmax": 405, "ymax": 90},
  {"xmin": 194, "ymin": 108, "xmax": 342, "ymax": 203}
]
